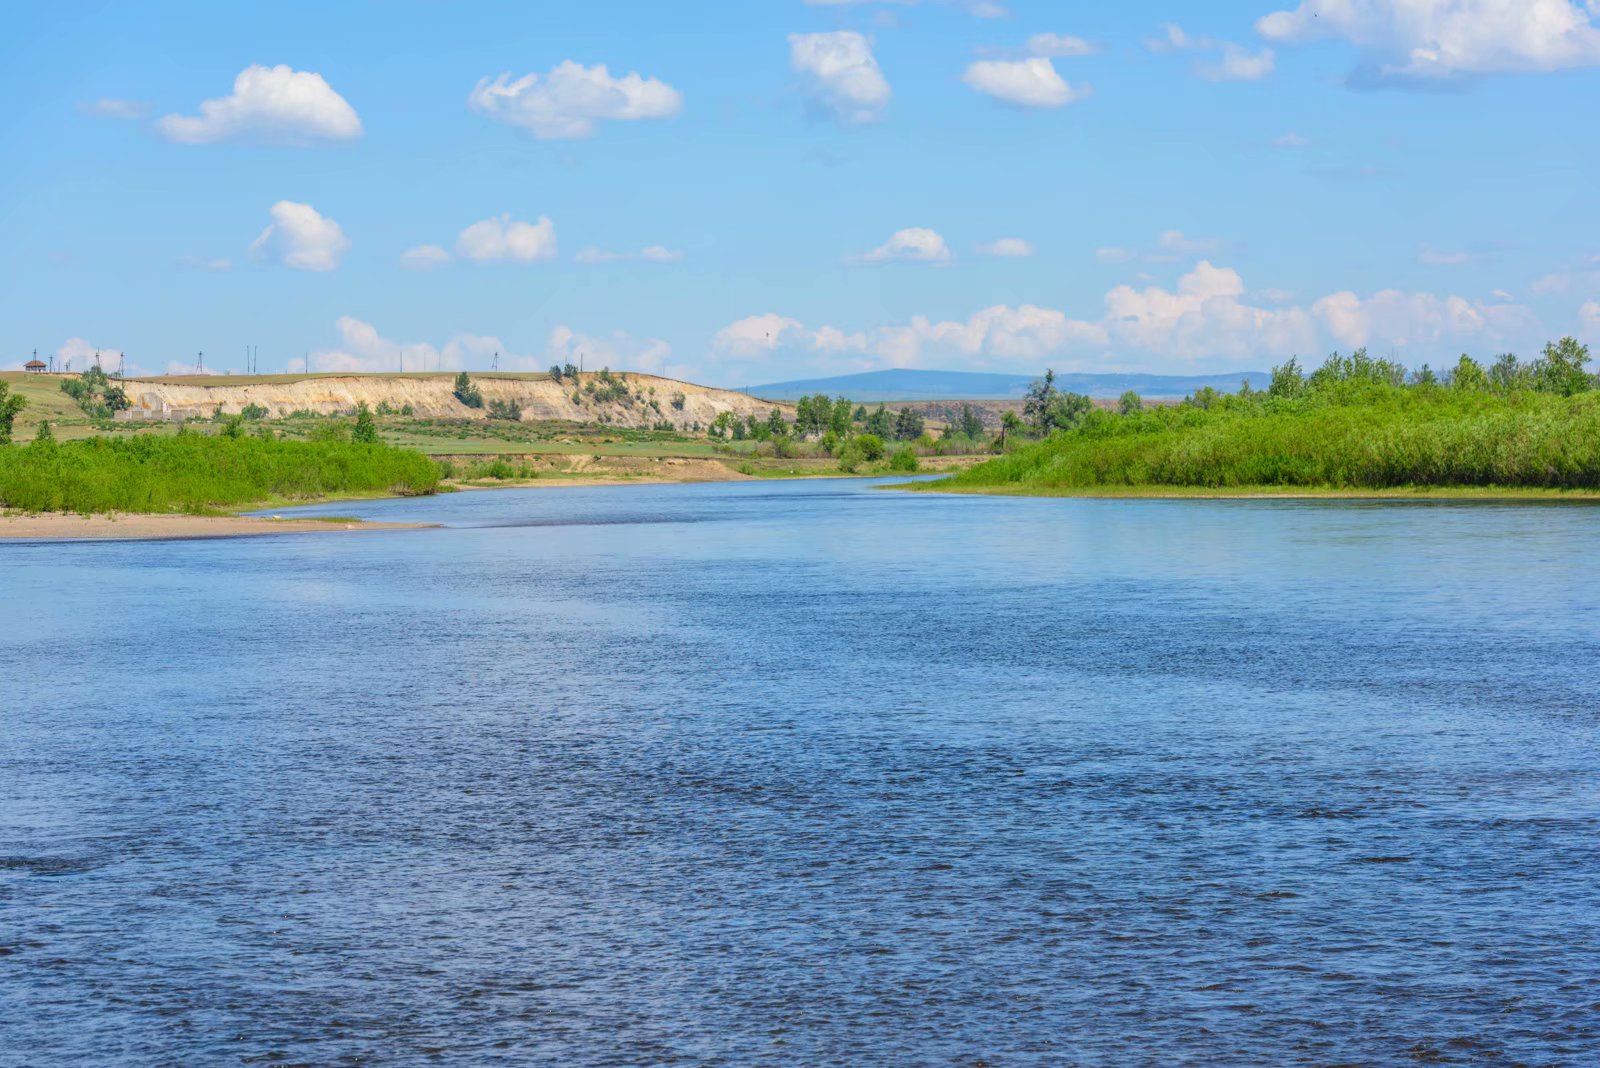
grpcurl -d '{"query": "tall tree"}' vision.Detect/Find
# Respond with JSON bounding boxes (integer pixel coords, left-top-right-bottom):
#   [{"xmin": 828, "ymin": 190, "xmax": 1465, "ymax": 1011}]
[{"xmin": 0, "ymin": 381, "xmax": 26, "ymax": 444}]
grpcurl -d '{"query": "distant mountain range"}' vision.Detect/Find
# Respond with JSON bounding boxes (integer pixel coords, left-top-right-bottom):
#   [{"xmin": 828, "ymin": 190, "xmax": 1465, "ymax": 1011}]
[{"xmin": 745, "ymin": 368, "xmax": 1270, "ymax": 401}]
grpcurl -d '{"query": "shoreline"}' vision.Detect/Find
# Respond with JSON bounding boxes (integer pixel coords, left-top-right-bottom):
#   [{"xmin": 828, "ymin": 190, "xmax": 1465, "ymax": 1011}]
[
  {"xmin": 0, "ymin": 511, "xmax": 435, "ymax": 542},
  {"xmin": 897, "ymin": 480, "xmax": 1600, "ymax": 501}
]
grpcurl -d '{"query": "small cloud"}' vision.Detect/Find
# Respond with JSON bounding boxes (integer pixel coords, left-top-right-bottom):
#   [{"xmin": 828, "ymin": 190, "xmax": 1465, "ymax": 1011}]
[
  {"xmin": 179, "ymin": 254, "xmax": 233, "ymax": 271},
  {"xmin": 1309, "ymin": 163, "xmax": 1393, "ymax": 181},
  {"xmin": 1491, "ymin": 289, "xmax": 1516, "ymax": 302},
  {"xmin": 976, "ymin": 237, "xmax": 1035, "ymax": 258},
  {"xmin": 77, "ymin": 98, "xmax": 148, "ymax": 120},
  {"xmin": 1096, "ymin": 246, "xmax": 1134, "ymax": 263},
  {"xmin": 1145, "ymin": 23, "xmax": 1211, "ymax": 53},
  {"xmin": 850, "ymin": 227, "xmax": 954, "ymax": 265},
  {"xmin": 1418, "ymin": 247, "xmax": 1475, "ymax": 266},
  {"xmin": 963, "ymin": 58, "xmax": 1091, "ymax": 109},
  {"xmin": 1197, "ymin": 45, "xmax": 1276, "ymax": 82},
  {"xmin": 789, "ymin": 31, "xmax": 891, "ymax": 125},
  {"xmin": 575, "ymin": 245, "xmax": 683, "ymax": 264},
  {"xmin": 157, "ymin": 65, "xmax": 361, "ymax": 145},
  {"xmin": 468, "ymin": 62, "xmax": 683, "ymax": 140},
  {"xmin": 1157, "ymin": 229, "xmax": 1224, "ymax": 256},
  {"xmin": 1026, "ymin": 33, "xmax": 1096, "ymax": 58},
  {"xmin": 399, "ymin": 244, "xmax": 453, "ymax": 270},
  {"xmin": 249, "ymin": 200, "xmax": 349, "ymax": 272},
  {"xmin": 1147, "ymin": 22, "xmax": 1274, "ymax": 82},
  {"xmin": 454, "ymin": 215, "xmax": 558, "ymax": 264},
  {"xmin": 1272, "ymin": 131, "xmax": 1312, "ymax": 148}
]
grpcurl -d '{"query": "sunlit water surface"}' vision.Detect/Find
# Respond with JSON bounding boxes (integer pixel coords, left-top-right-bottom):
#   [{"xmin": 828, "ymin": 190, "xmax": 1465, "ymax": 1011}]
[{"xmin": 3, "ymin": 479, "xmax": 1598, "ymax": 1066}]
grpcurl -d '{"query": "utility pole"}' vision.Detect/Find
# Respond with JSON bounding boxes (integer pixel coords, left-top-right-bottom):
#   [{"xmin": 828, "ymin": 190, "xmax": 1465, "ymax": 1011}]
[
  {"xmin": 117, "ymin": 352, "xmax": 125, "ymax": 379},
  {"xmin": 491, "ymin": 351, "xmax": 499, "ymax": 372},
  {"xmin": 197, "ymin": 351, "xmax": 204, "ymax": 374}
]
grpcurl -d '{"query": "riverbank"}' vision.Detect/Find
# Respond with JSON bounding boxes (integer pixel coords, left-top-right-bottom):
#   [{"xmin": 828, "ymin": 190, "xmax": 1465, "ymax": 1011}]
[
  {"xmin": 0, "ymin": 510, "xmax": 434, "ymax": 540},
  {"xmin": 902, "ymin": 480, "xmax": 1600, "ymax": 501}
]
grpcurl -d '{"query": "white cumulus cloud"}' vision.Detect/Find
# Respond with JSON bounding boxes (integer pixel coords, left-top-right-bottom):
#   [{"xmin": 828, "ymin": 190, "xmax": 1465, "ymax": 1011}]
[
  {"xmin": 709, "ymin": 261, "xmax": 1546, "ymax": 376},
  {"xmin": 1311, "ymin": 288, "xmax": 1537, "ymax": 350},
  {"xmin": 1104, "ymin": 261, "xmax": 1318, "ymax": 361},
  {"xmin": 157, "ymin": 65, "xmax": 361, "ymax": 145},
  {"xmin": 1257, "ymin": 0, "xmax": 1600, "ymax": 82},
  {"xmin": 468, "ymin": 62, "xmax": 683, "ymax": 140},
  {"xmin": 789, "ymin": 32, "xmax": 892, "ymax": 124},
  {"xmin": 963, "ymin": 58, "xmax": 1090, "ymax": 108},
  {"xmin": 249, "ymin": 201, "xmax": 349, "ymax": 272},
  {"xmin": 454, "ymin": 215, "xmax": 558, "ymax": 263},
  {"xmin": 850, "ymin": 227, "xmax": 954, "ymax": 265}
]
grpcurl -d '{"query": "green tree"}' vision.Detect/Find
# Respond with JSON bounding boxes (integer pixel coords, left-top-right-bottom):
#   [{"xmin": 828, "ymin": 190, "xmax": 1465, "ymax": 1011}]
[
  {"xmin": 1268, "ymin": 358, "xmax": 1305, "ymax": 399},
  {"xmin": 102, "ymin": 384, "xmax": 130, "ymax": 412},
  {"xmin": 1536, "ymin": 336, "xmax": 1591, "ymax": 395},
  {"xmin": 766, "ymin": 408, "xmax": 790, "ymax": 438},
  {"xmin": 830, "ymin": 396, "xmax": 853, "ymax": 436},
  {"xmin": 856, "ymin": 434, "xmax": 886, "ymax": 461},
  {"xmin": 549, "ymin": 363, "xmax": 565, "ymax": 383},
  {"xmin": 893, "ymin": 407, "xmax": 924, "ymax": 440},
  {"xmin": 353, "ymin": 403, "xmax": 380, "ymax": 444},
  {"xmin": 0, "ymin": 381, "xmax": 26, "ymax": 444},
  {"xmin": 959, "ymin": 404, "xmax": 986, "ymax": 439},
  {"xmin": 889, "ymin": 445, "xmax": 919, "ymax": 472},
  {"xmin": 999, "ymin": 410, "xmax": 1023, "ymax": 448},
  {"xmin": 866, "ymin": 403, "xmax": 894, "ymax": 438},
  {"xmin": 852, "ymin": 404, "xmax": 868, "ymax": 423},
  {"xmin": 1451, "ymin": 354, "xmax": 1489, "ymax": 391},
  {"xmin": 32, "ymin": 420, "xmax": 53, "ymax": 444},
  {"xmin": 1411, "ymin": 364, "xmax": 1438, "ymax": 387},
  {"xmin": 1118, "ymin": 390, "xmax": 1143, "ymax": 415},
  {"xmin": 453, "ymin": 371, "xmax": 484, "ymax": 408},
  {"xmin": 1023, "ymin": 369, "xmax": 1059, "ymax": 431}
]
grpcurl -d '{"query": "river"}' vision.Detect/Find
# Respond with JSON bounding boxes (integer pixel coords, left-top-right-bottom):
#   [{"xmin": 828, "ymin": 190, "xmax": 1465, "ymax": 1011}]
[{"xmin": 3, "ymin": 479, "xmax": 1597, "ymax": 1065}]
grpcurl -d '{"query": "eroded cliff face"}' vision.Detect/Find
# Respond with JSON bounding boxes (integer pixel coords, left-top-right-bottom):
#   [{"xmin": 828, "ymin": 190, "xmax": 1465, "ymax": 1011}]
[{"xmin": 120, "ymin": 373, "xmax": 787, "ymax": 429}]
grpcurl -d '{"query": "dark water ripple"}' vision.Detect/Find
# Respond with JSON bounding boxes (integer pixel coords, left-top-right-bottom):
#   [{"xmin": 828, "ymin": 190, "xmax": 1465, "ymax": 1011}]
[{"xmin": 3, "ymin": 480, "xmax": 1599, "ymax": 1066}]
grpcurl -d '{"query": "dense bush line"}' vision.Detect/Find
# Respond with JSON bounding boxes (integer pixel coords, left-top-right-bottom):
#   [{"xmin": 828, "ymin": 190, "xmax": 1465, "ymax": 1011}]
[
  {"xmin": 950, "ymin": 341, "xmax": 1600, "ymax": 492},
  {"xmin": 0, "ymin": 431, "xmax": 439, "ymax": 514}
]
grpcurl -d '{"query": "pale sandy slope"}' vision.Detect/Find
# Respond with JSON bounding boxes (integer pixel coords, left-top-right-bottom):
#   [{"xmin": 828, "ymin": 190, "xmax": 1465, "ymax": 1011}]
[{"xmin": 118, "ymin": 372, "xmax": 788, "ymax": 429}]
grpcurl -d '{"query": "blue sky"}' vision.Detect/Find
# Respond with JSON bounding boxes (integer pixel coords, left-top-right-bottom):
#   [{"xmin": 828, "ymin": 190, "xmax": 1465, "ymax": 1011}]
[{"xmin": 3, "ymin": 0, "xmax": 1599, "ymax": 384}]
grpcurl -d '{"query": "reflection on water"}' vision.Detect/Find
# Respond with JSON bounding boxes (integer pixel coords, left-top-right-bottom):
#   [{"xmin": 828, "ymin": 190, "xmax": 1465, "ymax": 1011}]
[{"xmin": 4, "ymin": 480, "xmax": 1598, "ymax": 1065}]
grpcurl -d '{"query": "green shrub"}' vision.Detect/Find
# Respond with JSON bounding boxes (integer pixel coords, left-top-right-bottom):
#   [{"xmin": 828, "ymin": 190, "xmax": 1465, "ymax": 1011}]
[
  {"xmin": 890, "ymin": 445, "xmax": 920, "ymax": 472},
  {"xmin": 856, "ymin": 434, "xmax": 885, "ymax": 462},
  {"xmin": 487, "ymin": 398, "xmax": 522, "ymax": 421},
  {"xmin": 0, "ymin": 434, "xmax": 439, "ymax": 514}
]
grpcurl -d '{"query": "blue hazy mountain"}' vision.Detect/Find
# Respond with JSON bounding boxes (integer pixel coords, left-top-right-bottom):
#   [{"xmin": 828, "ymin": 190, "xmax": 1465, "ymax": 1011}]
[{"xmin": 745, "ymin": 368, "xmax": 1270, "ymax": 401}]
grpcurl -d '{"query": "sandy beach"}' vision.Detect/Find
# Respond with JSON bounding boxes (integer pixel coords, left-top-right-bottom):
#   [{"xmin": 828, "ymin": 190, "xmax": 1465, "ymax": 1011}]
[{"xmin": 0, "ymin": 511, "xmax": 432, "ymax": 541}]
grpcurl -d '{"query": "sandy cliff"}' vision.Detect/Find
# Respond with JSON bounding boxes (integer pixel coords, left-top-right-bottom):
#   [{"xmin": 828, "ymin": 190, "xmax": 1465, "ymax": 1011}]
[{"xmin": 119, "ymin": 372, "xmax": 787, "ymax": 429}]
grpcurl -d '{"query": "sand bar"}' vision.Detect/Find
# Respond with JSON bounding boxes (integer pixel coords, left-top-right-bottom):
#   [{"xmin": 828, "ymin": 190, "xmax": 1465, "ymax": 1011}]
[{"xmin": 0, "ymin": 511, "xmax": 432, "ymax": 541}]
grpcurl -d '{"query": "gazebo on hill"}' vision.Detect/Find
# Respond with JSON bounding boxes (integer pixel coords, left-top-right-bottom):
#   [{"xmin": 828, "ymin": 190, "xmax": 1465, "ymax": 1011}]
[{"xmin": 24, "ymin": 358, "xmax": 47, "ymax": 374}]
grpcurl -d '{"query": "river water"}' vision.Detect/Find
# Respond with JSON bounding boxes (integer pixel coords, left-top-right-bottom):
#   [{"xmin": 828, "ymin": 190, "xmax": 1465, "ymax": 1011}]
[{"xmin": 3, "ymin": 479, "xmax": 1598, "ymax": 1066}]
